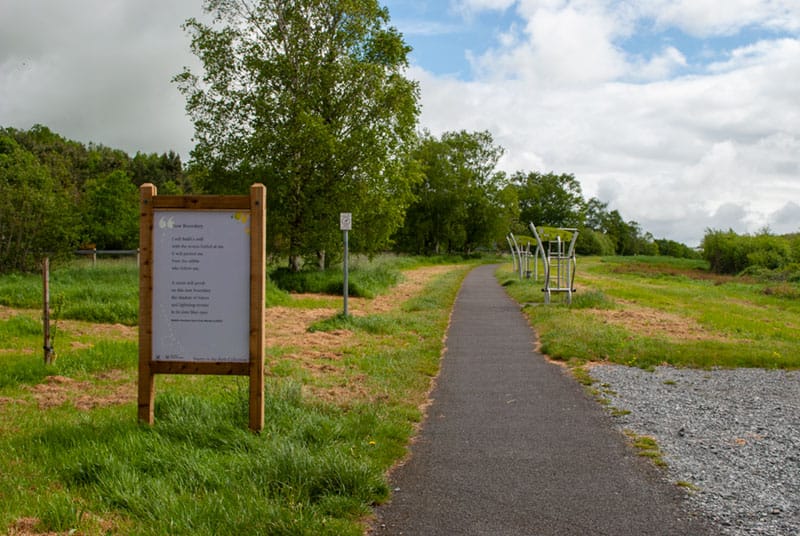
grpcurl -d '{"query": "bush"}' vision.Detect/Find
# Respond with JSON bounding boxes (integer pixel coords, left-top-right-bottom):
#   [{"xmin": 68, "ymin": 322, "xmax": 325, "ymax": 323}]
[
  {"xmin": 702, "ymin": 228, "xmax": 796, "ymax": 274},
  {"xmin": 576, "ymin": 228, "xmax": 616, "ymax": 256}
]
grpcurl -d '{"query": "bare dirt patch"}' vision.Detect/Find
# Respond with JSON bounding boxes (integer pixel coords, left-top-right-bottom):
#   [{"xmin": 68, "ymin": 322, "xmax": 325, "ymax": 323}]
[
  {"xmin": 59, "ymin": 320, "xmax": 137, "ymax": 341},
  {"xmin": 0, "ymin": 305, "xmax": 25, "ymax": 321},
  {"xmin": 9, "ymin": 514, "xmax": 121, "ymax": 536},
  {"xmin": 589, "ymin": 304, "xmax": 731, "ymax": 342},
  {"xmin": 265, "ymin": 265, "xmax": 459, "ymax": 405},
  {"xmin": 266, "ymin": 265, "xmax": 456, "ymax": 351},
  {"xmin": 361, "ymin": 265, "xmax": 455, "ymax": 314},
  {"xmin": 25, "ymin": 373, "xmax": 134, "ymax": 411},
  {"xmin": 7, "ymin": 517, "xmax": 57, "ymax": 536}
]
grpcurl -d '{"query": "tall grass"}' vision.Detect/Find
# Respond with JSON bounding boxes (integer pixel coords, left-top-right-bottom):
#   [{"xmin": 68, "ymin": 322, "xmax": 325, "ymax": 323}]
[
  {"xmin": 0, "ymin": 258, "xmax": 139, "ymax": 325},
  {"xmin": 269, "ymin": 264, "xmax": 401, "ymax": 298},
  {"xmin": 5, "ymin": 386, "xmax": 389, "ymax": 535}
]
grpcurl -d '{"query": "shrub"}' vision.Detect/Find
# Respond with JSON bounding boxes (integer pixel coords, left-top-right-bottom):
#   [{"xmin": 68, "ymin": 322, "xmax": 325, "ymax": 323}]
[
  {"xmin": 576, "ymin": 228, "xmax": 616, "ymax": 256},
  {"xmin": 702, "ymin": 228, "xmax": 796, "ymax": 274}
]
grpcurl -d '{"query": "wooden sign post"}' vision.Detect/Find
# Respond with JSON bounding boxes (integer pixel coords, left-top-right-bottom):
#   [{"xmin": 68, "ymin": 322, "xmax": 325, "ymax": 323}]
[{"xmin": 138, "ymin": 183, "xmax": 266, "ymax": 432}]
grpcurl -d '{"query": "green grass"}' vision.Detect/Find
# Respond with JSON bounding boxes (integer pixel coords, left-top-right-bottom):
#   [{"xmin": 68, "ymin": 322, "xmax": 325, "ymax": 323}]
[
  {"xmin": 269, "ymin": 264, "xmax": 400, "ymax": 299},
  {"xmin": 626, "ymin": 431, "xmax": 668, "ymax": 467},
  {"xmin": 500, "ymin": 256, "xmax": 800, "ymax": 369},
  {"xmin": 309, "ymin": 313, "xmax": 402, "ymax": 335},
  {"xmin": 0, "ymin": 258, "xmax": 139, "ymax": 325},
  {"xmin": 0, "ymin": 257, "xmax": 475, "ymax": 535},
  {"xmin": 0, "ymin": 254, "xmax": 471, "ymax": 322},
  {"xmin": 267, "ymin": 253, "xmax": 486, "ymax": 299}
]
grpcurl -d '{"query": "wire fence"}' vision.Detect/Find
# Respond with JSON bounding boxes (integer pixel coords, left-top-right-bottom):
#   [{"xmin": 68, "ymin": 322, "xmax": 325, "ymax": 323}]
[{"xmin": 75, "ymin": 248, "xmax": 140, "ymax": 267}]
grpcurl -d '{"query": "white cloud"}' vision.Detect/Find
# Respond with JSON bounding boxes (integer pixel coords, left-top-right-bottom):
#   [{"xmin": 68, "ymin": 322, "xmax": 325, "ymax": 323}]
[
  {"xmin": 644, "ymin": 0, "xmax": 800, "ymax": 36},
  {"xmin": 0, "ymin": 0, "xmax": 200, "ymax": 158},
  {"xmin": 396, "ymin": 20, "xmax": 463, "ymax": 37},
  {"xmin": 769, "ymin": 202, "xmax": 800, "ymax": 234},
  {"xmin": 468, "ymin": 5, "xmax": 628, "ymax": 85},
  {"xmin": 450, "ymin": 0, "xmax": 518, "ymax": 17},
  {"xmin": 405, "ymin": 0, "xmax": 800, "ymax": 245},
  {"xmin": 631, "ymin": 46, "xmax": 688, "ymax": 80}
]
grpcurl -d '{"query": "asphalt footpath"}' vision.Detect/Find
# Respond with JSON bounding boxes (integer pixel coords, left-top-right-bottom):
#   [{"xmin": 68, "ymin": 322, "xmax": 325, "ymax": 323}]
[{"xmin": 371, "ymin": 264, "xmax": 710, "ymax": 536}]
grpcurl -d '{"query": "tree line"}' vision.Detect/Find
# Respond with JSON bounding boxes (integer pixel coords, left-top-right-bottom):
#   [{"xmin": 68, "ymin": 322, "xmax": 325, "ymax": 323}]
[
  {"xmin": 0, "ymin": 125, "xmax": 190, "ymax": 272},
  {"xmin": 1, "ymin": 0, "xmax": 696, "ymax": 274},
  {"xmin": 0, "ymin": 123, "xmax": 694, "ymax": 274}
]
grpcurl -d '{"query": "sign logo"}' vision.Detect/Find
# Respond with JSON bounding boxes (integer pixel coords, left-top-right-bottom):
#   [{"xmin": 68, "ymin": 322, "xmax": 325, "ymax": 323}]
[
  {"xmin": 159, "ymin": 216, "xmax": 176, "ymax": 229},
  {"xmin": 340, "ymin": 212, "xmax": 352, "ymax": 231}
]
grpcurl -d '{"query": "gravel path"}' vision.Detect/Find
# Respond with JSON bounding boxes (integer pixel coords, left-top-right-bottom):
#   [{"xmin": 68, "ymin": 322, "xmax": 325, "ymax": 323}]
[{"xmin": 588, "ymin": 365, "xmax": 800, "ymax": 536}]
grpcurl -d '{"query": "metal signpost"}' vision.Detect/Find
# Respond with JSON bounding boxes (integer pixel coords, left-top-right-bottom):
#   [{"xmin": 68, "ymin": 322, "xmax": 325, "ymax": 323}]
[{"xmin": 340, "ymin": 213, "xmax": 352, "ymax": 317}]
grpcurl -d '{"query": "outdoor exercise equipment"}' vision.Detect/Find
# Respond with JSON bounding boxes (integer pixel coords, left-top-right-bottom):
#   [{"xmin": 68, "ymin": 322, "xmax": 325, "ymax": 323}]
[
  {"xmin": 529, "ymin": 223, "xmax": 578, "ymax": 304},
  {"xmin": 507, "ymin": 232, "xmax": 535, "ymax": 280}
]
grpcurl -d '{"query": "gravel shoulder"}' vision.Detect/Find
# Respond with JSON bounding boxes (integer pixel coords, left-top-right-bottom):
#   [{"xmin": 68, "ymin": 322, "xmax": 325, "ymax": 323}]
[{"xmin": 588, "ymin": 365, "xmax": 800, "ymax": 536}]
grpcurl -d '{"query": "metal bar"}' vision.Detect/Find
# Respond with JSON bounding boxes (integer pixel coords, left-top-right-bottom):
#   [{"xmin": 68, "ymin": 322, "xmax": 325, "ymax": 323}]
[{"xmin": 343, "ymin": 230, "xmax": 349, "ymax": 317}]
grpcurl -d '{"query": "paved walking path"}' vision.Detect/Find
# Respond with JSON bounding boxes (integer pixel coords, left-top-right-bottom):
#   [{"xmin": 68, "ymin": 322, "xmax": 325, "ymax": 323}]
[{"xmin": 372, "ymin": 265, "xmax": 709, "ymax": 535}]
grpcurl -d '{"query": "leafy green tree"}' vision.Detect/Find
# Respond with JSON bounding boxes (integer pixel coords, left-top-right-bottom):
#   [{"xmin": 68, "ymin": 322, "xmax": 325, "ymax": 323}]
[
  {"xmin": 6, "ymin": 124, "xmax": 90, "ymax": 190},
  {"xmin": 575, "ymin": 227, "xmax": 616, "ymax": 256},
  {"xmin": 514, "ymin": 171, "xmax": 586, "ymax": 228},
  {"xmin": 395, "ymin": 130, "xmax": 514, "ymax": 254},
  {"xmin": 80, "ymin": 170, "xmax": 140, "ymax": 250},
  {"xmin": 0, "ymin": 135, "xmax": 79, "ymax": 272},
  {"xmin": 175, "ymin": 0, "xmax": 420, "ymax": 270},
  {"xmin": 131, "ymin": 151, "xmax": 188, "ymax": 193}
]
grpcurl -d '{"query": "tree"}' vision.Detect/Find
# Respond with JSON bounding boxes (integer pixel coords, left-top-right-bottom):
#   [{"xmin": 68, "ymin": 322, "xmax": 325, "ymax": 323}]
[
  {"xmin": 131, "ymin": 151, "xmax": 188, "ymax": 193},
  {"xmin": 175, "ymin": 0, "xmax": 420, "ymax": 270},
  {"xmin": 0, "ymin": 135, "xmax": 79, "ymax": 273},
  {"xmin": 80, "ymin": 170, "xmax": 140, "ymax": 250},
  {"xmin": 394, "ymin": 130, "xmax": 514, "ymax": 254},
  {"xmin": 514, "ymin": 171, "xmax": 586, "ymax": 228}
]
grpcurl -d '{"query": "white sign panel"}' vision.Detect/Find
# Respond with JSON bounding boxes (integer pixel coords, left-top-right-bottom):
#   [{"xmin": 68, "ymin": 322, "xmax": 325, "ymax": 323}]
[
  {"xmin": 340, "ymin": 212, "xmax": 352, "ymax": 231},
  {"xmin": 152, "ymin": 210, "xmax": 250, "ymax": 362}
]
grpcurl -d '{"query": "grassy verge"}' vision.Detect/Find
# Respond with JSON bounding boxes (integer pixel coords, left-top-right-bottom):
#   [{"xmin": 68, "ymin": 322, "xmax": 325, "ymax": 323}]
[
  {"xmin": 0, "ymin": 258, "xmax": 139, "ymax": 325},
  {"xmin": 0, "ymin": 259, "xmax": 475, "ymax": 535},
  {"xmin": 499, "ymin": 256, "xmax": 800, "ymax": 369}
]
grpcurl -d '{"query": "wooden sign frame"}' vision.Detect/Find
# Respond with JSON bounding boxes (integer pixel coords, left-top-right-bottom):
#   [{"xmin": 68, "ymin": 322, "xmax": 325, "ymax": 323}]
[{"xmin": 138, "ymin": 183, "xmax": 266, "ymax": 432}]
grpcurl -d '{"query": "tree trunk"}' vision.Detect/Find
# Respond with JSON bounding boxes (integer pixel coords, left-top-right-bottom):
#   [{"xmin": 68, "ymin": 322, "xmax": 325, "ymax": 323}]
[{"xmin": 317, "ymin": 250, "xmax": 325, "ymax": 271}]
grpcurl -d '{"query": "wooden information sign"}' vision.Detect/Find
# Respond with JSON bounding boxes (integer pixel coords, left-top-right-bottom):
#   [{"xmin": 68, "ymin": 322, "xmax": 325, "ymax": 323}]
[{"xmin": 138, "ymin": 183, "xmax": 266, "ymax": 432}]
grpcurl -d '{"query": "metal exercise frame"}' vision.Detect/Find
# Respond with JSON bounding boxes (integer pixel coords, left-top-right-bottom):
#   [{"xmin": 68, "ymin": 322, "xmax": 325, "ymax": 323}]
[
  {"xmin": 529, "ymin": 223, "xmax": 578, "ymax": 304},
  {"xmin": 507, "ymin": 232, "xmax": 537, "ymax": 280},
  {"xmin": 506, "ymin": 233, "xmax": 518, "ymax": 274}
]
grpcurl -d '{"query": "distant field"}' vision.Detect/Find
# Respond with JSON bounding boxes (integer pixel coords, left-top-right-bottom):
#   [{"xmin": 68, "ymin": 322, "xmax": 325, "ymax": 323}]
[{"xmin": 500, "ymin": 255, "xmax": 800, "ymax": 369}]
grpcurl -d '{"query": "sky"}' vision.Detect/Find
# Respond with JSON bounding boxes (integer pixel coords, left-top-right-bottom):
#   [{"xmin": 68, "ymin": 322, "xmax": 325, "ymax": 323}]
[{"xmin": 1, "ymin": 1, "xmax": 799, "ymax": 246}]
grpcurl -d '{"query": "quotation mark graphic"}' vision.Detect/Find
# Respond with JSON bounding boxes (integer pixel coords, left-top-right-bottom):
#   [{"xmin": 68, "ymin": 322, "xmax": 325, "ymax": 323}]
[{"xmin": 159, "ymin": 216, "xmax": 175, "ymax": 229}]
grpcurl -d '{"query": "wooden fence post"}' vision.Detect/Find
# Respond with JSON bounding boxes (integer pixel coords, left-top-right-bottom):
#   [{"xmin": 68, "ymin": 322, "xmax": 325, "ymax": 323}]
[{"xmin": 42, "ymin": 257, "xmax": 54, "ymax": 365}]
